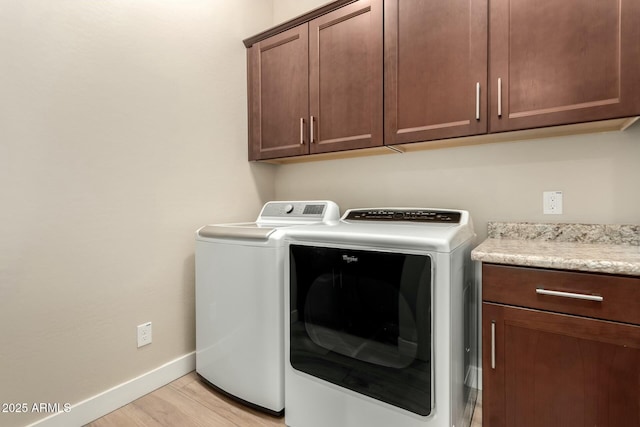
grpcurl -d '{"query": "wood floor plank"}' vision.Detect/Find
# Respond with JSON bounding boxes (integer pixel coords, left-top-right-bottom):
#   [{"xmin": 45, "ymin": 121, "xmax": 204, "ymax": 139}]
[
  {"xmin": 86, "ymin": 395, "xmax": 180, "ymax": 427},
  {"xmin": 87, "ymin": 371, "xmax": 482, "ymax": 426},
  {"xmin": 87, "ymin": 401, "xmax": 166, "ymax": 427},
  {"xmin": 176, "ymin": 378, "xmax": 284, "ymax": 427},
  {"xmin": 132, "ymin": 386, "xmax": 237, "ymax": 427},
  {"xmin": 471, "ymin": 392, "xmax": 483, "ymax": 427},
  {"xmin": 167, "ymin": 371, "xmax": 200, "ymax": 391}
]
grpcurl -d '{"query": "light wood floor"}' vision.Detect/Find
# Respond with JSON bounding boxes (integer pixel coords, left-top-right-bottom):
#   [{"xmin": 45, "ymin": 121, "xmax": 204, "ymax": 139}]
[{"xmin": 86, "ymin": 371, "xmax": 482, "ymax": 426}]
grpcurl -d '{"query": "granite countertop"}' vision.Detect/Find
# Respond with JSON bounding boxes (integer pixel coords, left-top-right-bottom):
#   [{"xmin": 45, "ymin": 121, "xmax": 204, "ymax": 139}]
[{"xmin": 471, "ymin": 222, "xmax": 640, "ymax": 276}]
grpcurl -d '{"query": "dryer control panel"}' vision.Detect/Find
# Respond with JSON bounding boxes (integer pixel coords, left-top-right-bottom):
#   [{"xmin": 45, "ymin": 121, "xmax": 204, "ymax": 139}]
[{"xmin": 344, "ymin": 209, "xmax": 461, "ymax": 223}]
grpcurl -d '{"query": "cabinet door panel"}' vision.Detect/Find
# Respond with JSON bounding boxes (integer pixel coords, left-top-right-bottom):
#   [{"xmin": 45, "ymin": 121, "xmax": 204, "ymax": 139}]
[
  {"xmin": 309, "ymin": 0, "xmax": 383, "ymax": 154},
  {"xmin": 484, "ymin": 303, "xmax": 640, "ymax": 427},
  {"xmin": 249, "ymin": 25, "xmax": 309, "ymax": 160},
  {"xmin": 385, "ymin": 0, "xmax": 487, "ymax": 145},
  {"xmin": 489, "ymin": 0, "xmax": 640, "ymax": 132}
]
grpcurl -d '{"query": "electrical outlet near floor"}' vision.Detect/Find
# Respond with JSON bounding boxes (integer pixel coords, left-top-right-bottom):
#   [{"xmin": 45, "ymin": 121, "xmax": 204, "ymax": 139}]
[
  {"xmin": 543, "ymin": 191, "xmax": 563, "ymax": 214},
  {"xmin": 137, "ymin": 322, "xmax": 152, "ymax": 348}
]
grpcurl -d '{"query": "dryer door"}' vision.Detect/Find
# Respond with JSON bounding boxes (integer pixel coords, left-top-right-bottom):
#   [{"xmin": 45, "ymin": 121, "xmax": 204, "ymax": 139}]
[{"xmin": 289, "ymin": 245, "xmax": 433, "ymax": 416}]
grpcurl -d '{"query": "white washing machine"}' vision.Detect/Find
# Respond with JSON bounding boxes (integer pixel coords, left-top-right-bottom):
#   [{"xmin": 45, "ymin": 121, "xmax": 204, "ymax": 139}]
[
  {"xmin": 284, "ymin": 208, "xmax": 477, "ymax": 427},
  {"xmin": 195, "ymin": 200, "xmax": 340, "ymax": 415}
]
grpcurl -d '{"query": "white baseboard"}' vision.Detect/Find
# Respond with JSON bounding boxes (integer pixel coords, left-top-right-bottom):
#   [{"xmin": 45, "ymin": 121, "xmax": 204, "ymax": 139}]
[{"xmin": 27, "ymin": 352, "xmax": 196, "ymax": 427}]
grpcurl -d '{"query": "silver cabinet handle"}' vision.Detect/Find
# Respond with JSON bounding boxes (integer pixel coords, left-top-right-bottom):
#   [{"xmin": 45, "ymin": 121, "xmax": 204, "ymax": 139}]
[
  {"xmin": 475, "ymin": 82, "xmax": 481, "ymax": 120},
  {"xmin": 300, "ymin": 118, "xmax": 304, "ymax": 145},
  {"xmin": 310, "ymin": 116, "xmax": 315, "ymax": 143},
  {"xmin": 536, "ymin": 288, "xmax": 604, "ymax": 302},
  {"xmin": 497, "ymin": 78, "xmax": 502, "ymax": 118},
  {"xmin": 491, "ymin": 321, "xmax": 496, "ymax": 370}
]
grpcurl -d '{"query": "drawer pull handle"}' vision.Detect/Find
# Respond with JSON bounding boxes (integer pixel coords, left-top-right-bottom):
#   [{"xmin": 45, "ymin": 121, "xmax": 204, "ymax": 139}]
[
  {"xmin": 536, "ymin": 288, "xmax": 603, "ymax": 302},
  {"xmin": 491, "ymin": 321, "xmax": 496, "ymax": 370}
]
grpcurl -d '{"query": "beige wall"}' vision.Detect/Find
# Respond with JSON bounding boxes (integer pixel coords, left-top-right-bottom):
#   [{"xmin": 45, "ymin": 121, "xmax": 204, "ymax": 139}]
[
  {"xmin": 275, "ymin": 128, "xmax": 640, "ymax": 240},
  {"xmin": 0, "ymin": 1, "xmax": 274, "ymax": 426},
  {"xmin": 273, "ymin": 0, "xmax": 333, "ymax": 24},
  {"xmin": 1, "ymin": 0, "xmax": 637, "ymax": 424}
]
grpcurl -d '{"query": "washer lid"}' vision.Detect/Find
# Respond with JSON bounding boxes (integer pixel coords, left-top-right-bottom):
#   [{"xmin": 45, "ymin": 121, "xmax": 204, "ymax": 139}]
[{"xmin": 197, "ymin": 223, "xmax": 276, "ymax": 240}]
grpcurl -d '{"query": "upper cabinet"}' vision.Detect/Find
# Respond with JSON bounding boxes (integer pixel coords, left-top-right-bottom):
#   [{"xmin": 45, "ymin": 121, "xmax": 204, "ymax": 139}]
[
  {"xmin": 384, "ymin": 0, "xmax": 488, "ymax": 145},
  {"xmin": 247, "ymin": 0, "xmax": 383, "ymax": 161},
  {"xmin": 309, "ymin": 0, "xmax": 383, "ymax": 154},
  {"xmin": 489, "ymin": 0, "xmax": 640, "ymax": 133},
  {"xmin": 248, "ymin": 26, "xmax": 309, "ymax": 160},
  {"xmin": 244, "ymin": 0, "xmax": 640, "ymax": 162}
]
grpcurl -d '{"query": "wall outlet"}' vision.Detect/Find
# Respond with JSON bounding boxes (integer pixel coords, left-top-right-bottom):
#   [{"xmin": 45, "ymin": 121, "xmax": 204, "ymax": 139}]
[
  {"xmin": 137, "ymin": 322, "xmax": 152, "ymax": 348},
  {"xmin": 543, "ymin": 191, "xmax": 563, "ymax": 214}
]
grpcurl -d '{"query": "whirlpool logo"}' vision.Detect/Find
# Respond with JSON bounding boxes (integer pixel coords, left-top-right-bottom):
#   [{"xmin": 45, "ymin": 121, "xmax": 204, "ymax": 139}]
[{"xmin": 342, "ymin": 255, "xmax": 358, "ymax": 264}]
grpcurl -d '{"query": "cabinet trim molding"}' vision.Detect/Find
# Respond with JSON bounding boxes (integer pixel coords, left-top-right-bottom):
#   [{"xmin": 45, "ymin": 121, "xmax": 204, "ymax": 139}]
[
  {"xmin": 258, "ymin": 116, "xmax": 638, "ymax": 164},
  {"xmin": 243, "ymin": 0, "xmax": 357, "ymax": 48}
]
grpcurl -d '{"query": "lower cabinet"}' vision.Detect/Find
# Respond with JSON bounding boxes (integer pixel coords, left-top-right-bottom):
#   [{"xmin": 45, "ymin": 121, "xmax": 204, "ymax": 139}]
[{"xmin": 482, "ymin": 264, "xmax": 640, "ymax": 427}]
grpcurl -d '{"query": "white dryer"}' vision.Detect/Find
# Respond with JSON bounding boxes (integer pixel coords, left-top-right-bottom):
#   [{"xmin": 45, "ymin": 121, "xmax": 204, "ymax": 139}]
[
  {"xmin": 284, "ymin": 208, "xmax": 477, "ymax": 427},
  {"xmin": 195, "ymin": 201, "xmax": 340, "ymax": 415}
]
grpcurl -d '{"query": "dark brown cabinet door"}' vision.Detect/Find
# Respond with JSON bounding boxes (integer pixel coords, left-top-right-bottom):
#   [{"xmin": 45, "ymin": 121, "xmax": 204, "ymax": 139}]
[
  {"xmin": 384, "ymin": 0, "xmax": 488, "ymax": 145},
  {"xmin": 489, "ymin": 0, "xmax": 640, "ymax": 133},
  {"xmin": 248, "ymin": 25, "xmax": 309, "ymax": 160},
  {"xmin": 483, "ymin": 302, "xmax": 640, "ymax": 427},
  {"xmin": 308, "ymin": 0, "xmax": 383, "ymax": 154}
]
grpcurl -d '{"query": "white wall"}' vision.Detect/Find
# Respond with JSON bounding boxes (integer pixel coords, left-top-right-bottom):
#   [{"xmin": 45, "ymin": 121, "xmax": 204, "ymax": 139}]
[{"xmin": 0, "ymin": 1, "xmax": 274, "ymax": 426}]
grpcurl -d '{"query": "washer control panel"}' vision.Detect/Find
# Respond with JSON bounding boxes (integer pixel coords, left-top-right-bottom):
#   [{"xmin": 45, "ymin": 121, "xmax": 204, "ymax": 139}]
[
  {"xmin": 260, "ymin": 201, "xmax": 330, "ymax": 218},
  {"xmin": 344, "ymin": 209, "xmax": 461, "ymax": 223}
]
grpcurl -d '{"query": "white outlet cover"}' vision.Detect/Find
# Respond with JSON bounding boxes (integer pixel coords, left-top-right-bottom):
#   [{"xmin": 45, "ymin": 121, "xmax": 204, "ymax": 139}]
[
  {"xmin": 543, "ymin": 191, "xmax": 563, "ymax": 215},
  {"xmin": 137, "ymin": 322, "xmax": 152, "ymax": 348}
]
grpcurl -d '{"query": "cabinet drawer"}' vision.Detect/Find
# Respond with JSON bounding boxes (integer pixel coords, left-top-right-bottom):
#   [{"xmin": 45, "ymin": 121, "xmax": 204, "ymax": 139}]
[{"xmin": 483, "ymin": 264, "xmax": 640, "ymax": 325}]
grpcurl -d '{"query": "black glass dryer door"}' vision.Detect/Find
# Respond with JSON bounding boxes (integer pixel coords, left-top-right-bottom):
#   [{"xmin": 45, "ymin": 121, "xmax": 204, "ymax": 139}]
[{"xmin": 289, "ymin": 245, "xmax": 433, "ymax": 416}]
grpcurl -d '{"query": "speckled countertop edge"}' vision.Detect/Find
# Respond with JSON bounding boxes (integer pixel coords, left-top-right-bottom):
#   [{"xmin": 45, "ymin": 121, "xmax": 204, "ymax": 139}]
[
  {"xmin": 472, "ymin": 222, "xmax": 640, "ymax": 276},
  {"xmin": 487, "ymin": 222, "xmax": 640, "ymax": 245}
]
